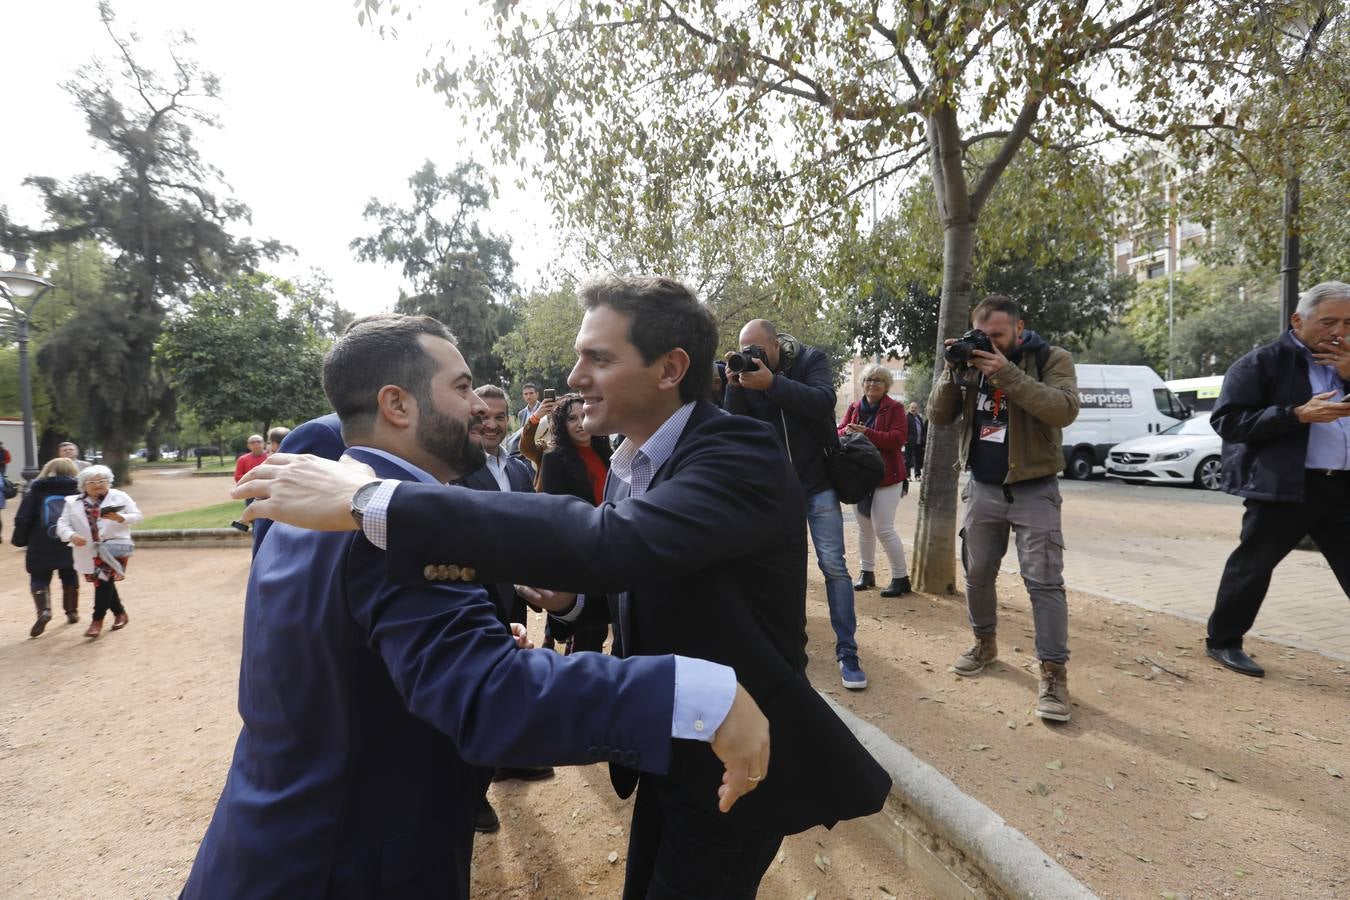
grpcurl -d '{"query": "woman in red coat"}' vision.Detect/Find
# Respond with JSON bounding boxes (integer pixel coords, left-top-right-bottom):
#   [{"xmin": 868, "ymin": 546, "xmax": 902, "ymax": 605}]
[{"xmin": 838, "ymin": 364, "xmax": 911, "ymax": 596}]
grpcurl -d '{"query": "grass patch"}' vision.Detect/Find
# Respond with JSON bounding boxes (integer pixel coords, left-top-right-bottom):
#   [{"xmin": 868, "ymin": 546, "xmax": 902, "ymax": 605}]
[
  {"xmin": 132, "ymin": 458, "xmax": 236, "ymax": 473},
  {"xmin": 136, "ymin": 500, "xmax": 248, "ymax": 531}
]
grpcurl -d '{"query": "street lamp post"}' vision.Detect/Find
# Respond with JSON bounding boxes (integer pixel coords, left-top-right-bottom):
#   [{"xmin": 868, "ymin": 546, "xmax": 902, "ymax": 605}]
[{"xmin": 1, "ymin": 254, "xmax": 55, "ymax": 482}]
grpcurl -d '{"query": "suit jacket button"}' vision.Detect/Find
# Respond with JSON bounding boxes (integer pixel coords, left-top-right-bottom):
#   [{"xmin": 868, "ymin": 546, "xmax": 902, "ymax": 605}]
[
  {"xmin": 460, "ymin": 566, "xmax": 476, "ymax": 581},
  {"xmin": 586, "ymin": 745, "xmax": 600, "ymax": 760},
  {"xmin": 423, "ymin": 565, "xmax": 437, "ymax": 581},
  {"xmin": 445, "ymin": 564, "xmax": 460, "ymax": 581}
]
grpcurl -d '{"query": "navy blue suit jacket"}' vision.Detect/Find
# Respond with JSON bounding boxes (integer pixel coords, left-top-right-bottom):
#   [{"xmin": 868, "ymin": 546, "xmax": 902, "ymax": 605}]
[
  {"xmin": 184, "ymin": 448, "xmax": 678, "ymax": 899},
  {"xmin": 381, "ymin": 401, "xmax": 891, "ymax": 836},
  {"xmin": 457, "ymin": 452, "xmax": 535, "ymax": 623}
]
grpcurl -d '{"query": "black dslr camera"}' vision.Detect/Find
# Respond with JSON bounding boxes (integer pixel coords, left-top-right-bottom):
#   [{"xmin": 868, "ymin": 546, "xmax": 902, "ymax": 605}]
[
  {"xmin": 944, "ymin": 328, "xmax": 994, "ymax": 366},
  {"xmin": 726, "ymin": 345, "xmax": 769, "ymax": 375}
]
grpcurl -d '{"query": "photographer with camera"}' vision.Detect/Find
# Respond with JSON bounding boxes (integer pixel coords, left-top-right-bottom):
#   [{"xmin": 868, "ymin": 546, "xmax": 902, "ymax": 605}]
[
  {"xmin": 725, "ymin": 319, "xmax": 870, "ymax": 691},
  {"xmin": 929, "ymin": 295, "xmax": 1080, "ymax": 722}
]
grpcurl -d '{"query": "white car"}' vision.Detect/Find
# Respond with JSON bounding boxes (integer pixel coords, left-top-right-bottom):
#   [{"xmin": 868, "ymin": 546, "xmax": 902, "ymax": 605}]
[{"xmin": 1105, "ymin": 413, "xmax": 1224, "ymax": 490}]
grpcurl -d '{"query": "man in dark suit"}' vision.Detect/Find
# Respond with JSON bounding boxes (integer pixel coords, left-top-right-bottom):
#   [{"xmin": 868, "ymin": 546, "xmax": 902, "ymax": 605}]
[
  {"xmin": 235, "ymin": 279, "xmax": 891, "ymax": 899},
  {"xmin": 459, "ymin": 382, "xmax": 554, "ymax": 828},
  {"xmin": 188, "ymin": 314, "xmax": 770, "ymax": 899}
]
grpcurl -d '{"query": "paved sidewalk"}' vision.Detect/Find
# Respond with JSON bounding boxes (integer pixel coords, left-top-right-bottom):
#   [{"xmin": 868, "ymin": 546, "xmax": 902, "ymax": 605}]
[{"xmin": 880, "ymin": 478, "xmax": 1350, "ymax": 661}]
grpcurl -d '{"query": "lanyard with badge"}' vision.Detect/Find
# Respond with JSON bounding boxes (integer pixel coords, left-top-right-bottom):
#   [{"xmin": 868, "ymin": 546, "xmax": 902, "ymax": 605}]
[{"xmin": 978, "ymin": 376, "xmax": 1007, "ymax": 444}]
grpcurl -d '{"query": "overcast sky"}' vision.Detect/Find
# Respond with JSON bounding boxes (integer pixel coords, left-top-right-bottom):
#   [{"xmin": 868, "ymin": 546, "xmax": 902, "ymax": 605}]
[{"xmin": 0, "ymin": 0, "xmax": 560, "ymax": 315}]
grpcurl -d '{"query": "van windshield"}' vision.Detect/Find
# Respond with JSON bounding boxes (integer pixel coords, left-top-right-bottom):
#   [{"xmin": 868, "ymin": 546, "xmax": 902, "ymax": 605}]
[{"xmin": 1160, "ymin": 415, "xmax": 1215, "ymax": 437}]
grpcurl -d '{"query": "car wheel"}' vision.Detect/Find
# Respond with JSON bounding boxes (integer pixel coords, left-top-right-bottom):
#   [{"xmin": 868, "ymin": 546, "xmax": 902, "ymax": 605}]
[
  {"xmin": 1194, "ymin": 456, "xmax": 1222, "ymax": 491},
  {"xmin": 1067, "ymin": 449, "xmax": 1094, "ymax": 480}
]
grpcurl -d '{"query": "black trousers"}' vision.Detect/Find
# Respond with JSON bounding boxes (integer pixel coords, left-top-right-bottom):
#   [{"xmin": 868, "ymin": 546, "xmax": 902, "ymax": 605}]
[
  {"xmin": 1208, "ymin": 471, "xmax": 1350, "ymax": 649},
  {"xmin": 92, "ymin": 579, "xmax": 126, "ymax": 621},
  {"xmin": 623, "ymin": 775, "xmax": 782, "ymax": 900}
]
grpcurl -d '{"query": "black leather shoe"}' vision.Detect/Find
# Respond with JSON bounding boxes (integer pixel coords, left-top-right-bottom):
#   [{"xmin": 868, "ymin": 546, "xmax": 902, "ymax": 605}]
[
  {"xmin": 492, "ymin": 766, "xmax": 555, "ymax": 783},
  {"xmin": 474, "ymin": 799, "xmax": 500, "ymax": 834},
  {"xmin": 880, "ymin": 577, "xmax": 912, "ymax": 597},
  {"xmin": 853, "ymin": 571, "xmax": 876, "ymax": 591},
  {"xmin": 1206, "ymin": 646, "xmax": 1265, "ymax": 678}
]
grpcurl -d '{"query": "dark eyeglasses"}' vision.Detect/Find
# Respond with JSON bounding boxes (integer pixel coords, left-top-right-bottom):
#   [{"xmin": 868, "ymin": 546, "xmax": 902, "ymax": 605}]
[{"xmin": 863, "ymin": 378, "xmax": 887, "ymax": 385}]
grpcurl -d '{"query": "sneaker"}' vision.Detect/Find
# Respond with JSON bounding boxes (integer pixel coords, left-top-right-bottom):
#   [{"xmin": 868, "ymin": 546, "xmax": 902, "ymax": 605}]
[
  {"xmin": 1036, "ymin": 661, "xmax": 1071, "ymax": 722},
  {"xmin": 953, "ymin": 633, "xmax": 998, "ymax": 676},
  {"xmin": 840, "ymin": 656, "xmax": 868, "ymax": 690},
  {"xmin": 229, "ymin": 520, "xmax": 251, "ymax": 533}
]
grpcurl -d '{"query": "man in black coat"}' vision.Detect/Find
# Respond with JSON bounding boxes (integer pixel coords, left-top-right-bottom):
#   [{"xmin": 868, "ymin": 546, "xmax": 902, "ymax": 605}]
[
  {"xmin": 1206, "ymin": 280, "xmax": 1350, "ymax": 677},
  {"xmin": 724, "ymin": 319, "xmax": 870, "ymax": 692},
  {"xmin": 234, "ymin": 276, "xmax": 891, "ymax": 900}
]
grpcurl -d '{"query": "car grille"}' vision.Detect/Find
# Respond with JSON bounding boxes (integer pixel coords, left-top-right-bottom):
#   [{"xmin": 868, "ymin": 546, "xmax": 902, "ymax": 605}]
[{"xmin": 1109, "ymin": 451, "xmax": 1151, "ymax": 465}]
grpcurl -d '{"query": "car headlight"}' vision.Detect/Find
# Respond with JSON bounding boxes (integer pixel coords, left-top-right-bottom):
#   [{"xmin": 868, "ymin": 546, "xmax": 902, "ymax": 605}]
[{"xmin": 1153, "ymin": 449, "xmax": 1193, "ymax": 462}]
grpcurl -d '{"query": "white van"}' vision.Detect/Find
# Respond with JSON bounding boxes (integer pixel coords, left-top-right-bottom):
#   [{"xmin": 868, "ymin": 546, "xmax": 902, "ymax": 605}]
[{"xmin": 1061, "ymin": 365, "xmax": 1189, "ymax": 479}]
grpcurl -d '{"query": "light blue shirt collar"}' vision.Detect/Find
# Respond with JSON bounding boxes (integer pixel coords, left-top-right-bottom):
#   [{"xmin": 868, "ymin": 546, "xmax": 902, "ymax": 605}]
[
  {"xmin": 609, "ymin": 402, "xmax": 696, "ymax": 489},
  {"xmin": 347, "ymin": 446, "xmax": 444, "ymax": 485}
]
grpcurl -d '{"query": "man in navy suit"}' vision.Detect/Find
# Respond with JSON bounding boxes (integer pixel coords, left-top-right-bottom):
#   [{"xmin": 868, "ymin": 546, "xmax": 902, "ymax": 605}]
[
  {"xmin": 186, "ymin": 314, "xmax": 770, "ymax": 899},
  {"xmin": 459, "ymin": 382, "xmax": 553, "ymax": 829},
  {"xmin": 234, "ymin": 281, "xmax": 891, "ymax": 899}
]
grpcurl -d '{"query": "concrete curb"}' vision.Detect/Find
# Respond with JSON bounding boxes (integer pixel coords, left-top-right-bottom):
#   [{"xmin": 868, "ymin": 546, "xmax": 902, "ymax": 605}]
[
  {"xmin": 132, "ymin": 528, "xmax": 251, "ymax": 549},
  {"xmin": 823, "ymin": 695, "xmax": 1097, "ymax": 900}
]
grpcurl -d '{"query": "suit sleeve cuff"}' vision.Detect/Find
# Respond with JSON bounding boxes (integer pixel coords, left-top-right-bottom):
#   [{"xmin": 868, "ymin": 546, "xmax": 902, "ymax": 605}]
[
  {"xmin": 671, "ymin": 656, "xmax": 736, "ymax": 742},
  {"xmin": 550, "ymin": 593, "xmax": 587, "ymax": 623},
  {"xmin": 360, "ymin": 479, "xmax": 401, "ymax": 550}
]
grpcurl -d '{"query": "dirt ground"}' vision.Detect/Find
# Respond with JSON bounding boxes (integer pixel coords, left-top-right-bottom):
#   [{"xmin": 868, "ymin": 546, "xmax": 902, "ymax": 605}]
[{"xmin": 0, "ymin": 469, "xmax": 1347, "ymax": 898}]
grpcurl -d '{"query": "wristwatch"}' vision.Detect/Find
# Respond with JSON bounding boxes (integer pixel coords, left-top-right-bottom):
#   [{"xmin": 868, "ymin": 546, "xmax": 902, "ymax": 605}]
[{"xmin": 349, "ymin": 480, "xmax": 385, "ymax": 530}]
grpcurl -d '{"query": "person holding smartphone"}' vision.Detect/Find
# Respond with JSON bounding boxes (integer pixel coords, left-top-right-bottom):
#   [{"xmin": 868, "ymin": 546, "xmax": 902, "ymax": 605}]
[{"xmin": 55, "ymin": 465, "xmax": 143, "ymax": 638}]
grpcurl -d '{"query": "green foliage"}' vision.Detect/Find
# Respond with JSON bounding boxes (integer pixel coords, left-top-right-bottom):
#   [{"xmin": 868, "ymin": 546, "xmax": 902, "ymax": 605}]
[
  {"xmin": 1077, "ymin": 327, "xmax": 1154, "ymax": 367},
  {"xmin": 1123, "ymin": 267, "xmax": 1264, "ymax": 371},
  {"xmin": 494, "ymin": 286, "xmax": 585, "ymax": 392},
  {"xmin": 0, "ymin": 5, "xmax": 282, "ymax": 481},
  {"xmin": 158, "ymin": 274, "xmax": 334, "ymax": 432},
  {"xmin": 1170, "ymin": 294, "xmax": 1281, "ymax": 378},
  {"xmin": 352, "ymin": 160, "xmax": 515, "ymax": 384},
  {"xmin": 136, "ymin": 500, "xmax": 248, "ymax": 531}
]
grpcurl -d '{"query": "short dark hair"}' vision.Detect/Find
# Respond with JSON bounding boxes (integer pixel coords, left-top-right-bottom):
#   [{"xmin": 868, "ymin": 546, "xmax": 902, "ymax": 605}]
[
  {"xmin": 267, "ymin": 426, "xmax": 291, "ymax": 445},
  {"xmin": 474, "ymin": 384, "xmax": 508, "ymax": 402},
  {"xmin": 972, "ymin": 294, "xmax": 1022, "ymax": 324},
  {"xmin": 522, "ymin": 383, "xmax": 538, "ymax": 391},
  {"xmin": 579, "ymin": 274, "xmax": 717, "ymax": 403},
  {"xmin": 323, "ymin": 314, "xmax": 456, "ymax": 444}
]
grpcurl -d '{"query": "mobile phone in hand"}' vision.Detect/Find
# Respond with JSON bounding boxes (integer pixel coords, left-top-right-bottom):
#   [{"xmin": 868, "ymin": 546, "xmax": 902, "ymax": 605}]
[
  {"xmin": 101, "ymin": 505, "xmax": 125, "ymax": 516},
  {"xmin": 543, "ymin": 388, "xmax": 556, "ymax": 401}
]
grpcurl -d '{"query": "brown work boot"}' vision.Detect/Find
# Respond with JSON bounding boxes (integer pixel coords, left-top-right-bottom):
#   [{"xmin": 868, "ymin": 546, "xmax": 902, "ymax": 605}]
[
  {"xmin": 63, "ymin": 585, "xmax": 80, "ymax": 623},
  {"xmin": 1036, "ymin": 661, "xmax": 1071, "ymax": 722},
  {"xmin": 953, "ymin": 633, "xmax": 998, "ymax": 676},
  {"xmin": 111, "ymin": 612, "xmax": 129, "ymax": 631},
  {"xmin": 85, "ymin": 619, "xmax": 104, "ymax": 639}
]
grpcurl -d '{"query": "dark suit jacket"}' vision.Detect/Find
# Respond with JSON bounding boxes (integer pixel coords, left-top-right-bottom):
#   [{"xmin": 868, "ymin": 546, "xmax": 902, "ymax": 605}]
[
  {"xmin": 1212, "ymin": 329, "xmax": 1347, "ymax": 503},
  {"xmin": 458, "ymin": 452, "xmax": 536, "ymax": 624},
  {"xmin": 381, "ymin": 401, "xmax": 891, "ymax": 836},
  {"xmin": 184, "ymin": 448, "xmax": 678, "ymax": 899}
]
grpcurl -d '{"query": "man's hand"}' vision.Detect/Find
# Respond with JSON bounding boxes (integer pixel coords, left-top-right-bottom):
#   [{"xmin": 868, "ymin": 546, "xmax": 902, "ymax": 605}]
[
  {"xmin": 1311, "ymin": 339, "xmax": 1350, "ymax": 380},
  {"xmin": 70, "ymin": 535, "xmax": 87, "ymax": 547},
  {"xmin": 968, "ymin": 345, "xmax": 1011, "ymax": 377},
  {"xmin": 231, "ymin": 453, "xmax": 377, "ymax": 531},
  {"xmin": 509, "ymin": 623, "xmax": 534, "ymax": 649},
  {"xmin": 515, "ymin": 586, "xmax": 578, "ymax": 614},
  {"xmin": 533, "ymin": 399, "xmax": 557, "ymax": 422},
  {"xmin": 736, "ymin": 359, "xmax": 774, "ymax": 392},
  {"xmin": 1295, "ymin": 390, "xmax": 1350, "ymax": 424},
  {"xmin": 710, "ymin": 683, "xmax": 770, "ymax": 814}
]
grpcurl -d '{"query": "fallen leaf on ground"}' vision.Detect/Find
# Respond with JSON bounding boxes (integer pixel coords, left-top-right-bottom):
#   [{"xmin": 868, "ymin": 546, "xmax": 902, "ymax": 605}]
[
  {"xmin": 1189, "ymin": 811, "xmax": 1209, "ymax": 820},
  {"xmin": 1046, "ymin": 759, "xmax": 1064, "ymax": 771},
  {"xmin": 606, "ymin": 851, "xmax": 619, "ymax": 864},
  {"xmin": 1053, "ymin": 808, "xmax": 1067, "ymax": 824}
]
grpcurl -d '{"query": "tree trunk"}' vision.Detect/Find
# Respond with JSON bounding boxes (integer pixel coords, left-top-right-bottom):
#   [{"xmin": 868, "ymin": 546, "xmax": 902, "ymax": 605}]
[
  {"xmin": 105, "ymin": 445, "xmax": 132, "ymax": 486},
  {"xmin": 912, "ymin": 105, "xmax": 977, "ymax": 596}
]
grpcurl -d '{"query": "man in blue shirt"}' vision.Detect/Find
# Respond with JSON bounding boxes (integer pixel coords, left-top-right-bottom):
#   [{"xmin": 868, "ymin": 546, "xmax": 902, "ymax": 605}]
[{"xmin": 1207, "ymin": 281, "xmax": 1350, "ymax": 677}]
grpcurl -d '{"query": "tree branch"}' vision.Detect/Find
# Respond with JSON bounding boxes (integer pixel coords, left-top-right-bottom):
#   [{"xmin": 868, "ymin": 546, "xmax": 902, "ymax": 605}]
[{"xmin": 970, "ymin": 93, "xmax": 1045, "ymax": 217}]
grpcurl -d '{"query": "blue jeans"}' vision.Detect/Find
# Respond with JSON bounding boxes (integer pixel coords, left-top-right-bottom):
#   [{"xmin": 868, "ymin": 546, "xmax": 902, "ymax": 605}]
[{"xmin": 806, "ymin": 487, "xmax": 857, "ymax": 660}]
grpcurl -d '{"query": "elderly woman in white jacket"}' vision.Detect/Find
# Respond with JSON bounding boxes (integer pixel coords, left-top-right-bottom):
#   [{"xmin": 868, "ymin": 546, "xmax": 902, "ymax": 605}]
[{"xmin": 56, "ymin": 465, "xmax": 142, "ymax": 638}]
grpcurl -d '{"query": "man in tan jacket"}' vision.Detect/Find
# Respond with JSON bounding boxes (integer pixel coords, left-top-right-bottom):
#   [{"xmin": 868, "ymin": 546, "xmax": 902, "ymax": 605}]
[{"xmin": 928, "ymin": 294, "xmax": 1080, "ymax": 721}]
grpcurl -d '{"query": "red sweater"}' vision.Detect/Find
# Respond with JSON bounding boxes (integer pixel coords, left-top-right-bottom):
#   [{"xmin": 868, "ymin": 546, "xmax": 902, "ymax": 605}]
[
  {"xmin": 234, "ymin": 451, "xmax": 269, "ymax": 482},
  {"xmin": 838, "ymin": 395, "xmax": 908, "ymax": 486},
  {"xmin": 575, "ymin": 443, "xmax": 608, "ymax": 505}
]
